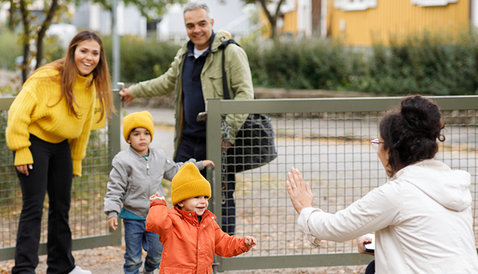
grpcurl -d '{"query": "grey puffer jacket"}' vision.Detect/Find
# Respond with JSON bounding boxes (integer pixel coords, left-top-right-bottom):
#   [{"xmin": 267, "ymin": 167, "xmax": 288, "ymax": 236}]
[{"xmin": 104, "ymin": 146, "xmax": 204, "ymax": 219}]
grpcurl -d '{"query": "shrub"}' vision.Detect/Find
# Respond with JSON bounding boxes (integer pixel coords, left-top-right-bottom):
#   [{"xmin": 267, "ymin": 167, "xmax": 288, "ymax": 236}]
[
  {"xmin": 102, "ymin": 35, "xmax": 181, "ymax": 83},
  {"xmin": 4, "ymin": 29, "xmax": 478, "ymax": 96},
  {"xmin": 0, "ymin": 30, "xmax": 65, "ymax": 70},
  {"xmin": 349, "ymin": 30, "xmax": 478, "ymax": 95},
  {"xmin": 243, "ymin": 38, "xmax": 362, "ymax": 90},
  {"xmin": 0, "ymin": 31, "xmax": 23, "ymax": 71}
]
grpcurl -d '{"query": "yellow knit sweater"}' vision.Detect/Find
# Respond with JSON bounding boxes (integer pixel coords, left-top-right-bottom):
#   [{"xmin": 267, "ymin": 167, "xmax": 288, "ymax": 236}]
[{"xmin": 6, "ymin": 67, "xmax": 96, "ymax": 176}]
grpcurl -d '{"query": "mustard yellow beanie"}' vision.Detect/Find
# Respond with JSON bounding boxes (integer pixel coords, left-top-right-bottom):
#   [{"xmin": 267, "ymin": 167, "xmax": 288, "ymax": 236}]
[
  {"xmin": 171, "ymin": 162, "xmax": 211, "ymax": 205},
  {"xmin": 123, "ymin": 111, "xmax": 154, "ymax": 142}
]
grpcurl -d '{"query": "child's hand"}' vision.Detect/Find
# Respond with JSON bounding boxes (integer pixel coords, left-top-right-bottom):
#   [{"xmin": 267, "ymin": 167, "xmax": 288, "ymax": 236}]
[
  {"xmin": 150, "ymin": 192, "xmax": 165, "ymax": 201},
  {"xmin": 108, "ymin": 217, "xmax": 118, "ymax": 230},
  {"xmin": 202, "ymin": 160, "xmax": 215, "ymax": 167},
  {"xmin": 244, "ymin": 236, "xmax": 257, "ymax": 249}
]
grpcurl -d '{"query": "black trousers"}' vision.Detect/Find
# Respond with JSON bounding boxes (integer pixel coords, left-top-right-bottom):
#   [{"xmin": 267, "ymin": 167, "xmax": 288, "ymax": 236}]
[
  {"xmin": 12, "ymin": 135, "xmax": 75, "ymax": 274},
  {"xmin": 365, "ymin": 260, "xmax": 375, "ymax": 274},
  {"xmin": 175, "ymin": 135, "xmax": 236, "ymax": 235}
]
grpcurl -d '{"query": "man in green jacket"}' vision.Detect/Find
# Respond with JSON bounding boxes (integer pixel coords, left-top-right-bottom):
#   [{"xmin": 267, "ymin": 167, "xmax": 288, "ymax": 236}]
[{"xmin": 120, "ymin": 1, "xmax": 254, "ymax": 235}]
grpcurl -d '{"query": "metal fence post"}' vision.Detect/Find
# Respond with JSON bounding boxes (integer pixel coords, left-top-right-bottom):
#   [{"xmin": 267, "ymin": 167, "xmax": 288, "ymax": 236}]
[
  {"xmin": 206, "ymin": 98, "xmax": 224, "ymax": 273},
  {"xmin": 108, "ymin": 88, "xmax": 122, "ymax": 246}
]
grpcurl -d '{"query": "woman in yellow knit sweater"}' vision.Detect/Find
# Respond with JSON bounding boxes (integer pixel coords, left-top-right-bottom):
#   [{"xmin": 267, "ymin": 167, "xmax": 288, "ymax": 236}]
[{"xmin": 6, "ymin": 30, "xmax": 115, "ymax": 274}]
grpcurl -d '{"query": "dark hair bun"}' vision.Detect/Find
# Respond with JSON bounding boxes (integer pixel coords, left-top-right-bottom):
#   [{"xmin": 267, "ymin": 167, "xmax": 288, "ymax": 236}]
[
  {"xmin": 400, "ymin": 95, "xmax": 442, "ymax": 140},
  {"xmin": 379, "ymin": 95, "xmax": 445, "ymax": 174}
]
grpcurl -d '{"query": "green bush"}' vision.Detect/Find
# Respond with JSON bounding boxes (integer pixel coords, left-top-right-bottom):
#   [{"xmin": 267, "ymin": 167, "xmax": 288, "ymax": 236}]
[
  {"xmin": 348, "ymin": 30, "xmax": 478, "ymax": 95},
  {"xmin": 0, "ymin": 31, "xmax": 65, "ymax": 70},
  {"xmin": 4, "ymin": 29, "xmax": 478, "ymax": 96},
  {"xmin": 243, "ymin": 30, "xmax": 478, "ymax": 95},
  {"xmin": 0, "ymin": 31, "xmax": 23, "ymax": 71},
  {"xmin": 102, "ymin": 35, "xmax": 181, "ymax": 83},
  {"xmin": 243, "ymin": 38, "xmax": 365, "ymax": 91},
  {"xmin": 43, "ymin": 35, "xmax": 66, "ymax": 64}
]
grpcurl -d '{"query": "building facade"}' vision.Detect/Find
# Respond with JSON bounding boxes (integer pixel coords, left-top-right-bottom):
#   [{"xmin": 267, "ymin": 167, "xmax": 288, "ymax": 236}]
[{"xmin": 273, "ymin": 0, "xmax": 477, "ymax": 45}]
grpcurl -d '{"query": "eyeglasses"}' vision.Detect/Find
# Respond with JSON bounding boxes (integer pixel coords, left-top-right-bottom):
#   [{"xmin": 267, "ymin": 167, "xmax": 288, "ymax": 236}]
[{"xmin": 371, "ymin": 138, "xmax": 384, "ymax": 151}]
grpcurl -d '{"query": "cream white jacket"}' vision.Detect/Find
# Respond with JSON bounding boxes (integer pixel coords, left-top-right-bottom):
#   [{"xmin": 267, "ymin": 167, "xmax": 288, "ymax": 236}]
[{"xmin": 298, "ymin": 159, "xmax": 478, "ymax": 273}]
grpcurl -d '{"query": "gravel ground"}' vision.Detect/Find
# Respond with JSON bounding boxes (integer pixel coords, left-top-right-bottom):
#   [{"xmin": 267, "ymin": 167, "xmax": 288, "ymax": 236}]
[{"xmin": 0, "ymin": 245, "xmax": 368, "ymax": 274}]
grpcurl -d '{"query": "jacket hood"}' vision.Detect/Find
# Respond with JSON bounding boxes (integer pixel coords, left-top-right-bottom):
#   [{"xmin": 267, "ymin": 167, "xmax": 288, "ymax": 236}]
[{"xmin": 394, "ymin": 159, "xmax": 471, "ymax": 211}]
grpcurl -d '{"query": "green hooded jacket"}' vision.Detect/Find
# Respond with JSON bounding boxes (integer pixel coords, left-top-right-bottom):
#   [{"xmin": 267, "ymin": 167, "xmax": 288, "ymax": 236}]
[{"xmin": 129, "ymin": 31, "xmax": 254, "ymax": 159}]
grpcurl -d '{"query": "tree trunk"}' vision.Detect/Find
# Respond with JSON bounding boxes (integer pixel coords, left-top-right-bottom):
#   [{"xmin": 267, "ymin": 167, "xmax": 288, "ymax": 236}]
[
  {"xmin": 8, "ymin": 0, "xmax": 16, "ymax": 31},
  {"xmin": 258, "ymin": 0, "xmax": 286, "ymax": 39},
  {"xmin": 36, "ymin": 0, "xmax": 60, "ymax": 70},
  {"xmin": 270, "ymin": 19, "xmax": 277, "ymax": 39},
  {"xmin": 19, "ymin": 0, "xmax": 30, "ymax": 83}
]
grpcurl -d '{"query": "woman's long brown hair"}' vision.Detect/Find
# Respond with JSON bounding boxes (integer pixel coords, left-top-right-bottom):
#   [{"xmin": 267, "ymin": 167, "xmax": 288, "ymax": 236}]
[{"xmin": 37, "ymin": 30, "xmax": 115, "ymax": 122}]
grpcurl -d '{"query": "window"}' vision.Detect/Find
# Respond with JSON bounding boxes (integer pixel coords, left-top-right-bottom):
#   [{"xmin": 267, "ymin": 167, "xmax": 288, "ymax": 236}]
[
  {"xmin": 410, "ymin": 0, "xmax": 458, "ymax": 6},
  {"xmin": 334, "ymin": 0, "xmax": 377, "ymax": 11}
]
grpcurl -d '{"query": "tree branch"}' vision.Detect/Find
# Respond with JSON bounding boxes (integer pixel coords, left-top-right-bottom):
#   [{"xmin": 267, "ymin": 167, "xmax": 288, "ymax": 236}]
[
  {"xmin": 19, "ymin": 0, "xmax": 31, "ymax": 83},
  {"xmin": 36, "ymin": 0, "xmax": 59, "ymax": 69},
  {"xmin": 258, "ymin": 0, "xmax": 274, "ymax": 26},
  {"xmin": 274, "ymin": 0, "xmax": 286, "ymax": 23}
]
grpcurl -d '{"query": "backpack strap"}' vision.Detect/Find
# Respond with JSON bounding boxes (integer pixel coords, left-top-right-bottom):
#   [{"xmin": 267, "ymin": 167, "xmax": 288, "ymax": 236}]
[{"xmin": 218, "ymin": 39, "xmax": 240, "ymax": 100}]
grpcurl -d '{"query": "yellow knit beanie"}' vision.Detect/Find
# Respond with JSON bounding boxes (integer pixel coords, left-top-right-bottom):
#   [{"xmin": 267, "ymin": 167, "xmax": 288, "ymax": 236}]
[
  {"xmin": 123, "ymin": 111, "xmax": 154, "ymax": 142},
  {"xmin": 171, "ymin": 162, "xmax": 211, "ymax": 205}
]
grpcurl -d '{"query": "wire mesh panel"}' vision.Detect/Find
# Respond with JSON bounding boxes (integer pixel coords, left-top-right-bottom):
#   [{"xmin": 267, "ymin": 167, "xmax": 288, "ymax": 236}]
[
  {"xmin": 222, "ymin": 111, "xmax": 387, "ymax": 257},
  {"xmin": 0, "ymin": 110, "xmax": 19, "ymax": 250},
  {"xmin": 438, "ymin": 110, "xmax": 478, "ymax": 241},
  {"xmin": 0, "ymin": 94, "xmax": 122, "ymax": 260},
  {"xmin": 68, "ymin": 128, "xmax": 111, "ymax": 238},
  {"xmin": 0, "ymin": 126, "xmax": 111, "ymax": 248},
  {"xmin": 207, "ymin": 97, "xmax": 478, "ymax": 271}
]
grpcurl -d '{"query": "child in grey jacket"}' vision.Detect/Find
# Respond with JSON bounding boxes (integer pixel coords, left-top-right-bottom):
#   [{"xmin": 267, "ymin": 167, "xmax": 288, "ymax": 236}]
[{"xmin": 104, "ymin": 111, "xmax": 214, "ymax": 274}]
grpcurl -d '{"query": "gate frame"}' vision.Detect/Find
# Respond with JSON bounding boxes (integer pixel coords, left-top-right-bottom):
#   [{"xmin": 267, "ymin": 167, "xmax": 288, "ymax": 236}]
[{"xmin": 206, "ymin": 96, "xmax": 478, "ymax": 271}]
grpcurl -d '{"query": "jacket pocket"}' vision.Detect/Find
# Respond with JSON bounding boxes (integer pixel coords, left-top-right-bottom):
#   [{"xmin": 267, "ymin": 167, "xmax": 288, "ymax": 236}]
[{"xmin": 209, "ymin": 74, "xmax": 224, "ymax": 98}]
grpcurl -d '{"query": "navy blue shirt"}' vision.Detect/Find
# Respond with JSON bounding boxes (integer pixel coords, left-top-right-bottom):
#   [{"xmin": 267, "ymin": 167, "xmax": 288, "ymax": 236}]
[{"xmin": 181, "ymin": 32, "xmax": 215, "ymax": 139}]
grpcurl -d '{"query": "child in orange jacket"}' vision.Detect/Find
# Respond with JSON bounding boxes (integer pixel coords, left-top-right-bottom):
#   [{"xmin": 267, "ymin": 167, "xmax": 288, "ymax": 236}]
[{"xmin": 146, "ymin": 162, "xmax": 256, "ymax": 273}]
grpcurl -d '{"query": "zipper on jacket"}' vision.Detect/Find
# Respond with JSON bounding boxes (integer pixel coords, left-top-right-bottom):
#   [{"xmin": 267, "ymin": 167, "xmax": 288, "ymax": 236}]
[
  {"xmin": 145, "ymin": 156, "xmax": 150, "ymax": 176},
  {"xmin": 145, "ymin": 156, "xmax": 152, "ymax": 201}
]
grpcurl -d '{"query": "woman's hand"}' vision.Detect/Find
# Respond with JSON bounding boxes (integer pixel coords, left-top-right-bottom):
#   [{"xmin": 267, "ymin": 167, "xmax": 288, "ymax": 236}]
[
  {"xmin": 286, "ymin": 167, "xmax": 314, "ymax": 215},
  {"xmin": 357, "ymin": 235, "xmax": 374, "ymax": 256},
  {"xmin": 16, "ymin": 164, "xmax": 33, "ymax": 176}
]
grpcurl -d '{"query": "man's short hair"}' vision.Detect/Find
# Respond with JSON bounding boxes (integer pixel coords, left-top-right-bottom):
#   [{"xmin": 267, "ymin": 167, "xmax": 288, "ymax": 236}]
[{"xmin": 183, "ymin": 2, "xmax": 212, "ymax": 19}]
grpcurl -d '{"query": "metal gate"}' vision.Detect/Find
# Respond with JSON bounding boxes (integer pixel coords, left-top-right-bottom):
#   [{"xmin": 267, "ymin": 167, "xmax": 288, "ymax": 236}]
[{"xmin": 206, "ymin": 96, "xmax": 478, "ymax": 272}]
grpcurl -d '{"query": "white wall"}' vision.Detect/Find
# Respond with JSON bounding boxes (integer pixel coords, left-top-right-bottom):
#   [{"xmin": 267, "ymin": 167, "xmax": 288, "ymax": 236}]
[
  {"xmin": 72, "ymin": 0, "xmax": 146, "ymax": 38},
  {"xmin": 472, "ymin": 0, "xmax": 478, "ymax": 29},
  {"xmin": 297, "ymin": 0, "xmax": 312, "ymax": 36},
  {"xmin": 157, "ymin": 0, "xmax": 252, "ymax": 41}
]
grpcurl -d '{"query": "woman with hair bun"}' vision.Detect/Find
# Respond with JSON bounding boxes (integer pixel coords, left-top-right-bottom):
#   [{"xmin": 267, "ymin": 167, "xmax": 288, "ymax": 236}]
[
  {"xmin": 6, "ymin": 30, "xmax": 115, "ymax": 274},
  {"xmin": 287, "ymin": 95, "xmax": 478, "ymax": 273}
]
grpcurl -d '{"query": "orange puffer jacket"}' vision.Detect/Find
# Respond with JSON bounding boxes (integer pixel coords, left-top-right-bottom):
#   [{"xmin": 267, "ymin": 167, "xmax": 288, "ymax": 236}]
[{"xmin": 146, "ymin": 199, "xmax": 251, "ymax": 273}]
